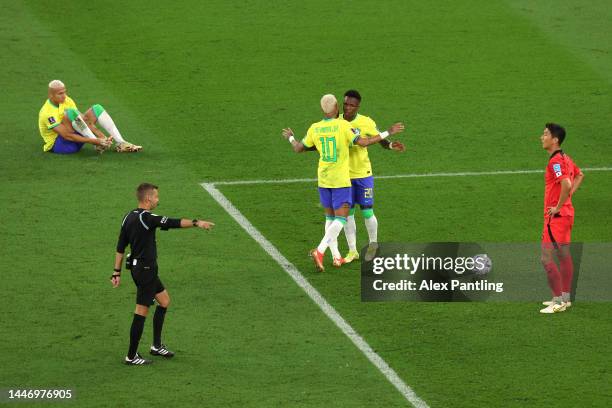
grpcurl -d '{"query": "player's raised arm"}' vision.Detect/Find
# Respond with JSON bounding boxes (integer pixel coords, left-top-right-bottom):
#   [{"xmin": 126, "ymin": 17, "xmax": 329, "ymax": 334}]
[
  {"xmin": 282, "ymin": 128, "xmax": 306, "ymax": 153},
  {"xmin": 143, "ymin": 213, "xmax": 215, "ymax": 230},
  {"xmin": 354, "ymin": 131, "xmax": 390, "ymax": 147},
  {"xmin": 355, "ymin": 122, "xmax": 405, "ymax": 148},
  {"xmin": 179, "ymin": 219, "xmax": 215, "ymax": 229}
]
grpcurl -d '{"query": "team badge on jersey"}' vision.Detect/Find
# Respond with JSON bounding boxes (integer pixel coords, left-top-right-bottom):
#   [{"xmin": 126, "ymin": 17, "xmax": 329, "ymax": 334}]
[
  {"xmin": 553, "ymin": 163, "xmax": 562, "ymax": 177},
  {"xmin": 351, "ymin": 128, "xmax": 361, "ymax": 136}
]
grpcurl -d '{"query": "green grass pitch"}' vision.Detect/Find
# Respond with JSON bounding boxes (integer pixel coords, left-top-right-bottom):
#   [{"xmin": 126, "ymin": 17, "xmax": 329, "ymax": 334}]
[{"xmin": 1, "ymin": 1, "xmax": 611, "ymax": 407}]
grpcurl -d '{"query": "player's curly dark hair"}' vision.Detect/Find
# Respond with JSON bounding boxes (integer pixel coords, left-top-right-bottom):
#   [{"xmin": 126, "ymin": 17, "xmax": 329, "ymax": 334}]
[
  {"xmin": 344, "ymin": 89, "xmax": 362, "ymax": 102},
  {"xmin": 546, "ymin": 123, "xmax": 566, "ymax": 145}
]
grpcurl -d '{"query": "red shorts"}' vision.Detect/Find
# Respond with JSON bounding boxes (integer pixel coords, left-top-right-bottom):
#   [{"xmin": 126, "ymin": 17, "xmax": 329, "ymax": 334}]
[{"xmin": 542, "ymin": 215, "xmax": 574, "ymax": 247}]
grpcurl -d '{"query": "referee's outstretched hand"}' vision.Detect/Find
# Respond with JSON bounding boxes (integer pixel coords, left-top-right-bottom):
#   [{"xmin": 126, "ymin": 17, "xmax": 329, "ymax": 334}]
[{"xmin": 196, "ymin": 220, "xmax": 215, "ymax": 230}]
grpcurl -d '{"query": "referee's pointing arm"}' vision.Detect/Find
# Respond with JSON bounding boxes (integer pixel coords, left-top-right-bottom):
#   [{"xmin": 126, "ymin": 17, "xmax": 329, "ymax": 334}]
[{"xmin": 110, "ymin": 184, "xmax": 214, "ymax": 288}]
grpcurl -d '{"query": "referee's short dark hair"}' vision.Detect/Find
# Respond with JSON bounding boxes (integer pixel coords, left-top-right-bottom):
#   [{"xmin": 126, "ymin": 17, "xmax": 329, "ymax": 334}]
[
  {"xmin": 546, "ymin": 123, "xmax": 566, "ymax": 145},
  {"xmin": 344, "ymin": 89, "xmax": 362, "ymax": 102},
  {"xmin": 136, "ymin": 183, "xmax": 158, "ymax": 201}
]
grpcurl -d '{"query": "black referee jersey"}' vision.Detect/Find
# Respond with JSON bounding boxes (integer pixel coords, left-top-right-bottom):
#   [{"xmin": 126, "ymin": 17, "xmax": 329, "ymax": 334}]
[{"xmin": 116, "ymin": 209, "xmax": 181, "ymax": 262}]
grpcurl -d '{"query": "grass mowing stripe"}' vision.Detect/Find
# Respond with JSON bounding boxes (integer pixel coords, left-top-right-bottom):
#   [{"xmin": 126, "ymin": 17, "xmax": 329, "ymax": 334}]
[{"xmin": 201, "ymin": 182, "xmax": 429, "ymax": 408}]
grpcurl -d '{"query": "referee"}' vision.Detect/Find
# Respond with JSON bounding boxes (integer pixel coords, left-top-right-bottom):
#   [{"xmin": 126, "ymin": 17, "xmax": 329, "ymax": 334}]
[{"xmin": 111, "ymin": 183, "xmax": 214, "ymax": 365}]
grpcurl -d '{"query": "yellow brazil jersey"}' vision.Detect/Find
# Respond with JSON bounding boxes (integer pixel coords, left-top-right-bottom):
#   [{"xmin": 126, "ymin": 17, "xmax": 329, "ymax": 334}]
[
  {"xmin": 341, "ymin": 113, "xmax": 379, "ymax": 179},
  {"xmin": 302, "ymin": 118, "xmax": 359, "ymax": 188},
  {"xmin": 38, "ymin": 96, "xmax": 78, "ymax": 152}
]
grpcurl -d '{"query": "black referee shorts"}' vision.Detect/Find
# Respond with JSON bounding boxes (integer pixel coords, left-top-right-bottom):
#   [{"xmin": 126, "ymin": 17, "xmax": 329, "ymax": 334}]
[{"xmin": 130, "ymin": 262, "xmax": 165, "ymax": 306}]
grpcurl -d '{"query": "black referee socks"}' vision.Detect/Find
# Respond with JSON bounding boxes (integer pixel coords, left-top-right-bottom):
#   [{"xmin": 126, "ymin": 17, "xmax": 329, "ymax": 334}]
[
  {"xmin": 153, "ymin": 306, "xmax": 167, "ymax": 349},
  {"xmin": 128, "ymin": 314, "xmax": 146, "ymax": 359}
]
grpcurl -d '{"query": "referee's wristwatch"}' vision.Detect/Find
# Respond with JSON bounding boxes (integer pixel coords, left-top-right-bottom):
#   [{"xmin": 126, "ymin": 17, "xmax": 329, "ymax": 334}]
[
  {"xmin": 192, "ymin": 219, "xmax": 198, "ymax": 226},
  {"xmin": 111, "ymin": 268, "xmax": 121, "ymax": 279}
]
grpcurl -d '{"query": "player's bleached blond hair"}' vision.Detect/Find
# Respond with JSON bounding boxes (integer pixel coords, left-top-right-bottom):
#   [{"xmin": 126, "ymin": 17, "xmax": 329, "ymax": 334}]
[
  {"xmin": 48, "ymin": 80, "xmax": 65, "ymax": 89},
  {"xmin": 320, "ymin": 94, "xmax": 338, "ymax": 114}
]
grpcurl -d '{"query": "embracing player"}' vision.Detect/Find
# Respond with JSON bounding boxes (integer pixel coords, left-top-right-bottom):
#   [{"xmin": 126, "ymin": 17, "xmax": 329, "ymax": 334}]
[
  {"xmin": 282, "ymin": 94, "xmax": 398, "ymax": 271},
  {"xmin": 341, "ymin": 90, "xmax": 405, "ymax": 262},
  {"xmin": 539, "ymin": 123, "xmax": 584, "ymax": 314}
]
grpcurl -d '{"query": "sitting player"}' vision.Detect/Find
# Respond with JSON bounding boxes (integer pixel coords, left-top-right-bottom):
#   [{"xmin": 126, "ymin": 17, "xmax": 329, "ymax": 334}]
[{"xmin": 38, "ymin": 80, "xmax": 142, "ymax": 154}]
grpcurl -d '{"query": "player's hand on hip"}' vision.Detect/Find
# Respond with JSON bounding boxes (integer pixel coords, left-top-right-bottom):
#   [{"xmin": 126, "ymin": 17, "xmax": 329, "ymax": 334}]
[
  {"xmin": 111, "ymin": 274, "xmax": 121, "ymax": 288},
  {"xmin": 546, "ymin": 207, "xmax": 560, "ymax": 217},
  {"xmin": 197, "ymin": 220, "xmax": 215, "ymax": 230},
  {"xmin": 390, "ymin": 141, "xmax": 406, "ymax": 152},
  {"xmin": 388, "ymin": 122, "xmax": 405, "ymax": 135},
  {"xmin": 282, "ymin": 128, "xmax": 294, "ymax": 140}
]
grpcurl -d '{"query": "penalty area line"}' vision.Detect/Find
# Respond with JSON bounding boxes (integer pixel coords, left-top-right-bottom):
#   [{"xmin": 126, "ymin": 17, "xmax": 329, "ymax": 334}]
[
  {"xmin": 200, "ymin": 182, "xmax": 429, "ymax": 408},
  {"xmin": 207, "ymin": 166, "xmax": 612, "ymax": 186}
]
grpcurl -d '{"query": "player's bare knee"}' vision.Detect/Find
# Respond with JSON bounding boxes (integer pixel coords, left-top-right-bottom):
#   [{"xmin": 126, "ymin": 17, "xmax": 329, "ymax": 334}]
[
  {"xmin": 135, "ymin": 304, "xmax": 149, "ymax": 316},
  {"xmin": 334, "ymin": 203, "xmax": 350, "ymax": 217},
  {"xmin": 159, "ymin": 297, "xmax": 170, "ymax": 308},
  {"xmin": 156, "ymin": 290, "xmax": 170, "ymax": 308}
]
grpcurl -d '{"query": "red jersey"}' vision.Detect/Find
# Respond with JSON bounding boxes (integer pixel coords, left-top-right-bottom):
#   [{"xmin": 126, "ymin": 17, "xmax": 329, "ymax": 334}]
[{"xmin": 544, "ymin": 150, "xmax": 580, "ymax": 218}]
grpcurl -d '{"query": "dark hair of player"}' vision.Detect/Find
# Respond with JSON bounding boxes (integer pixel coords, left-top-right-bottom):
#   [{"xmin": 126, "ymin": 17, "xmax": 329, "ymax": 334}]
[
  {"xmin": 546, "ymin": 123, "xmax": 566, "ymax": 145},
  {"xmin": 344, "ymin": 89, "xmax": 362, "ymax": 102},
  {"xmin": 136, "ymin": 183, "xmax": 159, "ymax": 201}
]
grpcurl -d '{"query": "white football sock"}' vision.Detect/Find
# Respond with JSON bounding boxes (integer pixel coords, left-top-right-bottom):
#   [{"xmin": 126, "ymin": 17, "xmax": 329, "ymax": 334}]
[
  {"xmin": 325, "ymin": 219, "xmax": 341, "ymax": 259},
  {"xmin": 97, "ymin": 111, "xmax": 126, "ymax": 144},
  {"xmin": 71, "ymin": 115, "xmax": 97, "ymax": 139},
  {"xmin": 364, "ymin": 215, "xmax": 378, "ymax": 243},
  {"xmin": 344, "ymin": 215, "xmax": 357, "ymax": 252},
  {"xmin": 317, "ymin": 220, "xmax": 344, "ymax": 254}
]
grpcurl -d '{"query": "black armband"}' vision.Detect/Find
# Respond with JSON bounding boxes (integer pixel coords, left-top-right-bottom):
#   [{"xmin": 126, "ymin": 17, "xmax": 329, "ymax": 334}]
[
  {"xmin": 160, "ymin": 217, "xmax": 182, "ymax": 230},
  {"xmin": 380, "ymin": 139, "xmax": 392, "ymax": 149}
]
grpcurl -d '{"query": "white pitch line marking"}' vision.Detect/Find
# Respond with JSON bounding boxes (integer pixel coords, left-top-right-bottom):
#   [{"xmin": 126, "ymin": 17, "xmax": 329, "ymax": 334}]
[
  {"xmin": 200, "ymin": 164, "xmax": 612, "ymax": 406},
  {"xmin": 208, "ymin": 167, "xmax": 612, "ymax": 186},
  {"xmin": 201, "ymin": 182, "xmax": 429, "ymax": 408}
]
